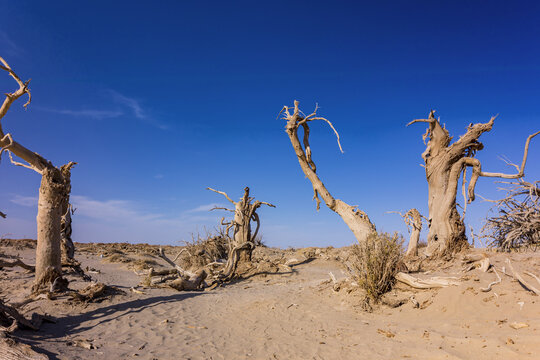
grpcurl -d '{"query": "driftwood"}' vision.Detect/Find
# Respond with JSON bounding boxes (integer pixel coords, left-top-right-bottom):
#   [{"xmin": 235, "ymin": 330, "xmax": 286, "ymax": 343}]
[{"xmin": 395, "ymin": 272, "xmax": 460, "ymax": 289}]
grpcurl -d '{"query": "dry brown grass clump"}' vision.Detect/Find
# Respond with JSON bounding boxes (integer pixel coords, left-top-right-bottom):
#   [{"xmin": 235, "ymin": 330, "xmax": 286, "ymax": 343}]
[{"xmin": 350, "ymin": 233, "xmax": 404, "ymax": 302}]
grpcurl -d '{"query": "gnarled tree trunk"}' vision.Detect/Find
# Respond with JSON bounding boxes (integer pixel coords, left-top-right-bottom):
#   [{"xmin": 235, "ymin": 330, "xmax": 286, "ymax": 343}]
[
  {"xmin": 207, "ymin": 186, "xmax": 275, "ymax": 279},
  {"xmin": 408, "ymin": 110, "xmax": 538, "ymax": 256},
  {"xmin": 0, "ymin": 57, "xmax": 75, "ymax": 292},
  {"xmin": 280, "ymin": 101, "xmax": 376, "ymax": 243}
]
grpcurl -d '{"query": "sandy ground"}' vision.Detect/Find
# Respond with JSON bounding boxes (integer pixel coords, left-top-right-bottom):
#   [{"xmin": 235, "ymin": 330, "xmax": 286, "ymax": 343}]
[{"xmin": 1, "ymin": 241, "xmax": 539, "ymax": 360}]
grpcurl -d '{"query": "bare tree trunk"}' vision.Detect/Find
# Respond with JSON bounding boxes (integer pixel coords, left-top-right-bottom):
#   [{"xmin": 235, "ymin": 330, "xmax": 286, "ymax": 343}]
[
  {"xmin": 408, "ymin": 111, "xmax": 538, "ymax": 256},
  {"xmin": 1, "ymin": 57, "xmax": 75, "ymax": 291},
  {"xmin": 59, "ymin": 164, "xmax": 76, "ymax": 263},
  {"xmin": 34, "ymin": 167, "xmax": 65, "ymax": 289},
  {"xmin": 208, "ymin": 186, "xmax": 275, "ymax": 279},
  {"xmin": 280, "ymin": 101, "xmax": 376, "ymax": 243}
]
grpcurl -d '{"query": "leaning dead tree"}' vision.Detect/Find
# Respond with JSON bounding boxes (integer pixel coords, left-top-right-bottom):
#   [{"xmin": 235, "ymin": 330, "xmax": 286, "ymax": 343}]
[
  {"xmin": 0, "ymin": 57, "xmax": 75, "ymax": 291},
  {"xmin": 208, "ymin": 186, "xmax": 275, "ymax": 279},
  {"xmin": 482, "ymin": 179, "xmax": 539, "ymax": 251},
  {"xmin": 280, "ymin": 101, "xmax": 376, "ymax": 243},
  {"xmin": 408, "ymin": 110, "xmax": 539, "ymax": 256},
  {"xmin": 388, "ymin": 209, "xmax": 426, "ymax": 256}
]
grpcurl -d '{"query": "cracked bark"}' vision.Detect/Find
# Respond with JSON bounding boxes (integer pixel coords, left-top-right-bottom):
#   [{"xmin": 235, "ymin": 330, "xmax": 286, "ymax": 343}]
[{"xmin": 408, "ymin": 110, "xmax": 538, "ymax": 256}]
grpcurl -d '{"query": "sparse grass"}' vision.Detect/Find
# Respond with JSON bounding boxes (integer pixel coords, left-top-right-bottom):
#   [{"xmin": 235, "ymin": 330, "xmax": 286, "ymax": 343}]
[{"xmin": 350, "ymin": 232, "xmax": 404, "ymax": 302}]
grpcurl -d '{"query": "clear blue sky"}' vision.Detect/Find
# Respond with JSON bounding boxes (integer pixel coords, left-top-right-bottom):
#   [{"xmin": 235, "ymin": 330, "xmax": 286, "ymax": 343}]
[{"xmin": 1, "ymin": 1, "xmax": 539, "ymax": 248}]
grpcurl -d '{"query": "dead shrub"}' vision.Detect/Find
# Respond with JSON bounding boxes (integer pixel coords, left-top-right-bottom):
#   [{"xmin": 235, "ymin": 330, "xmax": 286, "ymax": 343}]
[
  {"xmin": 176, "ymin": 232, "xmax": 229, "ymax": 271},
  {"xmin": 349, "ymin": 232, "xmax": 404, "ymax": 302},
  {"xmin": 482, "ymin": 180, "xmax": 539, "ymax": 251}
]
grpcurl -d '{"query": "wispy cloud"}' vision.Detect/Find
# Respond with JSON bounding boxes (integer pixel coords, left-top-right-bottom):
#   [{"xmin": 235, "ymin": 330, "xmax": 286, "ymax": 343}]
[
  {"xmin": 184, "ymin": 203, "xmax": 227, "ymax": 213},
  {"xmin": 37, "ymin": 107, "xmax": 123, "ymax": 120},
  {"xmin": 0, "ymin": 31, "xmax": 23, "ymax": 57},
  {"xmin": 8, "ymin": 194, "xmax": 225, "ymax": 244},
  {"xmin": 107, "ymin": 90, "xmax": 168, "ymax": 130},
  {"xmin": 10, "ymin": 195, "xmax": 37, "ymax": 207},
  {"xmin": 154, "ymin": 174, "xmax": 165, "ymax": 179}
]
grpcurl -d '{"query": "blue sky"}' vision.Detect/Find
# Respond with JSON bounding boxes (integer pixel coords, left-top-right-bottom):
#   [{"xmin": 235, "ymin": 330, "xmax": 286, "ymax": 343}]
[{"xmin": 1, "ymin": 1, "xmax": 539, "ymax": 248}]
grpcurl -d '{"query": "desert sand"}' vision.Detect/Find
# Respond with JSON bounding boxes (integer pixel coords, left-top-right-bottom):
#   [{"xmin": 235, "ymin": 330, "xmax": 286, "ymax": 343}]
[{"xmin": 1, "ymin": 240, "xmax": 539, "ymax": 360}]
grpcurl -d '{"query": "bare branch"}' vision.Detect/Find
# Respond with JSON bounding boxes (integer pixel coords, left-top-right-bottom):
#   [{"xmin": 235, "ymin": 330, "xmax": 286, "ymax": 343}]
[
  {"xmin": 211, "ymin": 206, "xmax": 235, "ymax": 213},
  {"xmin": 479, "ymin": 130, "xmax": 540, "ymax": 179},
  {"xmin": 206, "ymin": 187, "xmax": 236, "ymax": 205},
  {"xmin": 506, "ymin": 258, "xmax": 540, "ymax": 295},
  {"xmin": 0, "ymin": 56, "xmax": 31, "ymax": 126}
]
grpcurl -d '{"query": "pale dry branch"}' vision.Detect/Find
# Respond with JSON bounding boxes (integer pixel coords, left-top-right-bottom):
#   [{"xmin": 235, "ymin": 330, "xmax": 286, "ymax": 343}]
[
  {"xmin": 480, "ymin": 267, "xmax": 501, "ymax": 292},
  {"xmin": 524, "ymin": 271, "xmax": 540, "ymax": 287},
  {"xmin": 395, "ymin": 272, "xmax": 460, "ymax": 289},
  {"xmin": 206, "ymin": 187, "xmax": 236, "ymax": 205},
  {"xmin": 505, "ymin": 258, "xmax": 540, "ymax": 295}
]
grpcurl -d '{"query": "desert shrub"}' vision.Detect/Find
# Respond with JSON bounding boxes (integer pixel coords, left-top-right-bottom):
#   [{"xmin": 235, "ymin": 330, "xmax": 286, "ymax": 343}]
[
  {"xmin": 482, "ymin": 181, "xmax": 539, "ymax": 251},
  {"xmin": 177, "ymin": 232, "xmax": 229, "ymax": 270},
  {"xmin": 350, "ymin": 232, "xmax": 404, "ymax": 302}
]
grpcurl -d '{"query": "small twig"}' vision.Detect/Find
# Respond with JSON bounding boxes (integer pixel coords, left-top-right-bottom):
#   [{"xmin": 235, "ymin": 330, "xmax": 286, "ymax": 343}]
[{"xmin": 480, "ymin": 267, "xmax": 501, "ymax": 292}]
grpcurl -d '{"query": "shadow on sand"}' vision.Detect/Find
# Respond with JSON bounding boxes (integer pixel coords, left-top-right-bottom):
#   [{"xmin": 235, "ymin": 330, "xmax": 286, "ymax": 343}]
[{"xmin": 17, "ymin": 291, "xmax": 205, "ymax": 359}]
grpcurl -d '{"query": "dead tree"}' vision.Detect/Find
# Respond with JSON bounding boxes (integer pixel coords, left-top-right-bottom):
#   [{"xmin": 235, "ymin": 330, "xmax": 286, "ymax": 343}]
[
  {"xmin": 207, "ymin": 186, "xmax": 275, "ymax": 279},
  {"xmin": 0, "ymin": 57, "xmax": 74, "ymax": 291},
  {"xmin": 280, "ymin": 101, "xmax": 376, "ymax": 243},
  {"xmin": 388, "ymin": 209, "xmax": 425, "ymax": 257},
  {"xmin": 408, "ymin": 110, "xmax": 539, "ymax": 256}
]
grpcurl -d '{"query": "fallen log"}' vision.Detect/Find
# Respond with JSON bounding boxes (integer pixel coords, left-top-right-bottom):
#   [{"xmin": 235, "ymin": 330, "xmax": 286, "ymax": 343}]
[{"xmin": 395, "ymin": 272, "xmax": 460, "ymax": 289}]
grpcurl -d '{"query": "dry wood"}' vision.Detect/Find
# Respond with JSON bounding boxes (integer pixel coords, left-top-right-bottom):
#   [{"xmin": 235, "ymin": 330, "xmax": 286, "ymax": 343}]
[
  {"xmin": 388, "ymin": 209, "xmax": 425, "ymax": 256},
  {"xmin": 505, "ymin": 258, "xmax": 540, "ymax": 295},
  {"xmin": 523, "ymin": 271, "xmax": 540, "ymax": 287},
  {"xmin": 482, "ymin": 179, "xmax": 539, "ymax": 250},
  {"xmin": 408, "ymin": 110, "xmax": 539, "ymax": 256},
  {"xmin": 0, "ymin": 337, "xmax": 48, "ymax": 360},
  {"xmin": 208, "ymin": 186, "xmax": 275, "ymax": 280},
  {"xmin": 395, "ymin": 272, "xmax": 460, "ymax": 289},
  {"xmin": 0, "ymin": 57, "xmax": 75, "ymax": 291},
  {"xmin": 280, "ymin": 101, "xmax": 376, "ymax": 243},
  {"xmin": 0, "ymin": 259, "xmax": 35, "ymax": 272},
  {"xmin": 480, "ymin": 267, "xmax": 501, "ymax": 292}
]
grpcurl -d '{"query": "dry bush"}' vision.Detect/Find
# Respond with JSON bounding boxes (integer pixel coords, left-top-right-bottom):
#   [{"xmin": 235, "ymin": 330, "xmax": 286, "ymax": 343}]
[
  {"xmin": 176, "ymin": 231, "xmax": 229, "ymax": 270},
  {"xmin": 483, "ymin": 180, "xmax": 540, "ymax": 251},
  {"xmin": 349, "ymin": 233, "xmax": 404, "ymax": 302}
]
